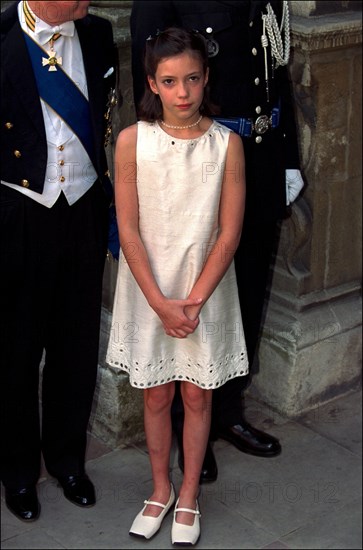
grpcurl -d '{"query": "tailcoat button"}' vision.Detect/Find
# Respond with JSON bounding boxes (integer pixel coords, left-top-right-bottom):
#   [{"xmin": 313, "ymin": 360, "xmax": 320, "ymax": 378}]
[
  {"xmin": 206, "ymin": 27, "xmax": 213, "ymax": 34},
  {"xmin": 254, "ymin": 77, "xmax": 260, "ymax": 85},
  {"xmin": 249, "ymin": 21, "xmax": 253, "ymax": 27},
  {"xmin": 21, "ymin": 179, "xmax": 29, "ymax": 187},
  {"xmin": 14, "ymin": 150, "xmax": 22, "ymax": 158},
  {"xmin": 255, "ymin": 136, "xmax": 262, "ymax": 144},
  {"xmin": 252, "ymin": 48, "xmax": 257, "ymax": 55},
  {"xmin": 255, "ymin": 106, "xmax": 262, "ymax": 114},
  {"xmin": 5, "ymin": 122, "xmax": 13, "ymax": 129}
]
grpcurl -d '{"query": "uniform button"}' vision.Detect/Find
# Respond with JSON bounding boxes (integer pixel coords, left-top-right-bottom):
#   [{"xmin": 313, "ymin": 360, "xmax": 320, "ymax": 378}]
[
  {"xmin": 249, "ymin": 21, "xmax": 253, "ymax": 27},
  {"xmin": 105, "ymin": 169, "xmax": 110, "ymax": 177},
  {"xmin": 5, "ymin": 122, "xmax": 13, "ymax": 129},
  {"xmin": 254, "ymin": 77, "xmax": 260, "ymax": 85},
  {"xmin": 255, "ymin": 106, "xmax": 262, "ymax": 114},
  {"xmin": 255, "ymin": 136, "xmax": 262, "ymax": 144},
  {"xmin": 252, "ymin": 48, "xmax": 257, "ymax": 56},
  {"xmin": 14, "ymin": 150, "xmax": 22, "ymax": 158},
  {"xmin": 59, "ymin": 176, "xmax": 65, "ymax": 182},
  {"xmin": 206, "ymin": 27, "xmax": 213, "ymax": 34},
  {"xmin": 21, "ymin": 179, "xmax": 29, "ymax": 187},
  {"xmin": 58, "ymin": 144, "xmax": 64, "ymax": 151},
  {"xmin": 58, "ymin": 159, "xmax": 65, "ymax": 166}
]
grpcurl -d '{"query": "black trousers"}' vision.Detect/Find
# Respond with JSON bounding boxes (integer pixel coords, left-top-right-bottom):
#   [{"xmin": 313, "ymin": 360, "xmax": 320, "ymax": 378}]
[
  {"xmin": 172, "ymin": 220, "xmax": 280, "ymax": 436},
  {"xmin": 0, "ymin": 182, "xmax": 109, "ymax": 490}
]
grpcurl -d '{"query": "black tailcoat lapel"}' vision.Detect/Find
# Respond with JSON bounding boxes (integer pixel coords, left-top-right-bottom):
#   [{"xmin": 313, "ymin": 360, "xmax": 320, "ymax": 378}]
[
  {"xmin": 75, "ymin": 17, "xmax": 105, "ymax": 168},
  {"xmin": 1, "ymin": 3, "xmax": 45, "ymax": 142}
]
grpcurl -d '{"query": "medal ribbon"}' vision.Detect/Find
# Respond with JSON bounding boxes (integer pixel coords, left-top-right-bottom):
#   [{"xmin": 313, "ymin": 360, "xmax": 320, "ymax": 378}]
[{"xmin": 23, "ymin": 1, "xmax": 62, "ymax": 42}]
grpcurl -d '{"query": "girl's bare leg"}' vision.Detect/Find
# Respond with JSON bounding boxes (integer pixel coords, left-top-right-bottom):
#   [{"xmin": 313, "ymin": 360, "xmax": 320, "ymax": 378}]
[
  {"xmin": 142, "ymin": 382, "xmax": 175, "ymax": 517},
  {"xmin": 178, "ymin": 382, "xmax": 212, "ymax": 524}
]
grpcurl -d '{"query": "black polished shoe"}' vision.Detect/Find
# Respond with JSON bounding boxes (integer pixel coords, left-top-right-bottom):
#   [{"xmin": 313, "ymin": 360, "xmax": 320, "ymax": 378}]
[
  {"xmin": 5, "ymin": 486, "xmax": 40, "ymax": 522},
  {"xmin": 178, "ymin": 441, "xmax": 218, "ymax": 483},
  {"xmin": 56, "ymin": 474, "xmax": 96, "ymax": 507},
  {"xmin": 218, "ymin": 422, "xmax": 281, "ymax": 457}
]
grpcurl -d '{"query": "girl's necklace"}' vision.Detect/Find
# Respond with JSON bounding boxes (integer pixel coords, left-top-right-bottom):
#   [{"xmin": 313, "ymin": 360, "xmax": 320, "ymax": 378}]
[{"xmin": 160, "ymin": 115, "xmax": 203, "ymax": 130}]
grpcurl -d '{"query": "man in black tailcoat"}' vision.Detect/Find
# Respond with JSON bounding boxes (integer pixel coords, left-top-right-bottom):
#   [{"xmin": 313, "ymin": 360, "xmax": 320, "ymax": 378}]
[
  {"xmin": 130, "ymin": 0, "xmax": 304, "ymax": 482},
  {"xmin": 1, "ymin": 0, "xmax": 117, "ymax": 521}
]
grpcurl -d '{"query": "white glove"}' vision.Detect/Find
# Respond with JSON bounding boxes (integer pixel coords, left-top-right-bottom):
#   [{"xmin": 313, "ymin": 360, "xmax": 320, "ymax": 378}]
[{"xmin": 285, "ymin": 169, "xmax": 304, "ymax": 205}]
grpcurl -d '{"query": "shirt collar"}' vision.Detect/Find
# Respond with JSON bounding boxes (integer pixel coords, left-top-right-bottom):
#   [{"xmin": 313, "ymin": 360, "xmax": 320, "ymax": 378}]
[{"xmin": 21, "ymin": 1, "xmax": 75, "ymax": 45}]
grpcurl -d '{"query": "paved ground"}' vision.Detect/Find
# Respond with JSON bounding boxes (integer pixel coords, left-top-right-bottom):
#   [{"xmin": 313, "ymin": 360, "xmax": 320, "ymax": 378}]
[{"xmin": 1, "ymin": 389, "xmax": 362, "ymax": 549}]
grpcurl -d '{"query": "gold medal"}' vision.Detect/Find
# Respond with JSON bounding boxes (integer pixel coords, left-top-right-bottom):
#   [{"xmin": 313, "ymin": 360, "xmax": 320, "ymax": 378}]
[
  {"xmin": 42, "ymin": 36, "xmax": 62, "ymax": 71},
  {"xmin": 42, "ymin": 50, "xmax": 62, "ymax": 71}
]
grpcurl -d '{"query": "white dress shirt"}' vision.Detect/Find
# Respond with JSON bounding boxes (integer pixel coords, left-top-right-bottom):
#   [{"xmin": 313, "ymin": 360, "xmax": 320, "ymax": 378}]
[{"xmin": 1, "ymin": 1, "xmax": 97, "ymax": 207}]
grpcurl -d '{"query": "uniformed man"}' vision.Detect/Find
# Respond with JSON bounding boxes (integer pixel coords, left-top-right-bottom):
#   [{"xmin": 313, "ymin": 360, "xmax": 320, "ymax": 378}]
[{"xmin": 130, "ymin": 0, "xmax": 304, "ymax": 482}]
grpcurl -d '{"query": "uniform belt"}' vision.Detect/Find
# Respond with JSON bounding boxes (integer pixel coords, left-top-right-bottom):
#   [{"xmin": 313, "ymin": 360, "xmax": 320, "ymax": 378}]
[{"xmin": 214, "ymin": 105, "xmax": 280, "ymax": 138}]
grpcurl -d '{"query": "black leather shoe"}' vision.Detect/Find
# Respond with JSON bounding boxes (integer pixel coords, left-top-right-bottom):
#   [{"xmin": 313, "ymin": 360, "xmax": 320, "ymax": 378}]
[
  {"xmin": 5, "ymin": 486, "xmax": 40, "ymax": 522},
  {"xmin": 56, "ymin": 474, "xmax": 96, "ymax": 507},
  {"xmin": 178, "ymin": 441, "xmax": 218, "ymax": 483},
  {"xmin": 218, "ymin": 422, "xmax": 281, "ymax": 457}
]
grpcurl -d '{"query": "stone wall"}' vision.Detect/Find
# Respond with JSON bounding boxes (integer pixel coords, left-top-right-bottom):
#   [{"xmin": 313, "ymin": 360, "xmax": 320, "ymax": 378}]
[{"xmin": 88, "ymin": 2, "xmax": 142, "ymax": 447}]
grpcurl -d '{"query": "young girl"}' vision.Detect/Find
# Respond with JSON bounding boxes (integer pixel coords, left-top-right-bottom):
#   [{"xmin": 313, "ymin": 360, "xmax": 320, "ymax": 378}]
[{"xmin": 106, "ymin": 27, "xmax": 248, "ymax": 546}]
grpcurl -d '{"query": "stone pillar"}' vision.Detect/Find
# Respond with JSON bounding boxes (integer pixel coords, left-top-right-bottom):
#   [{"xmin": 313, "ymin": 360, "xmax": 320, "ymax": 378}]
[
  {"xmin": 88, "ymin": 1, "xmax": 145, "ymax": 447},
  {"xmin": 248, "ymin": 2, "xmax": 362, "ymax": 417}
]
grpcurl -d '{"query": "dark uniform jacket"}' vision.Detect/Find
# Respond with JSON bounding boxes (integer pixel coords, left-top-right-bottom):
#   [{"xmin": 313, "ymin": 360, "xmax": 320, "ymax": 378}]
[
  {"xmin": 130, "ymin": 0, "xmax": 301, "ymax": 223},
  {"xmin": 1, "ymin": 1, "xmax": 116, "ymax": 198}
]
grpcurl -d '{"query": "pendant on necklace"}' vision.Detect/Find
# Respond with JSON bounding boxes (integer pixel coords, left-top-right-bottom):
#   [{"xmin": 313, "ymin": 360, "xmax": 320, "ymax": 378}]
[
  {"xmin": 42, "ymin": 39, "xmax": 62, "ymax": 71},
  {"xmin": 42, "ymin": 50, "xmax": 62, "ymax": 71}
]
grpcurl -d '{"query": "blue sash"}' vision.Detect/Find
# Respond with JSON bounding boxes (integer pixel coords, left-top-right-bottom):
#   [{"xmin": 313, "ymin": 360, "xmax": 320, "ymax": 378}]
[{"xmin": 23, "ymin": 32, "xmax": 96, "ymax": 167}]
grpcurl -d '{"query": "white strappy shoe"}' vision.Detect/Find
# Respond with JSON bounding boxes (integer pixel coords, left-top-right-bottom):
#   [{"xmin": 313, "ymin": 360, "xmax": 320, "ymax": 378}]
[
  {"xmin": 129, "ymin": 483, "xmax": 175, "ymax": 539},
  {"xmin": 171, "ymin": 498, "xmax": 201, "ymax": 546}
]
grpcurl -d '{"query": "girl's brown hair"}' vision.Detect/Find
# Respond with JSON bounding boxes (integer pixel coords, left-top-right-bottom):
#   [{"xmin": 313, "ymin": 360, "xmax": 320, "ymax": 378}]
[{"xmin": 138, "ymin": 27, "xmax": 219, "ymax": 121}]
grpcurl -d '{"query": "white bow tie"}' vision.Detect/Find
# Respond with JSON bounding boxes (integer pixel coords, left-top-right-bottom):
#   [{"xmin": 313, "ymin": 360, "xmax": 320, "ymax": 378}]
[{"xmin": 35, "ymin": 21, "xmax": 75, "ymax": 45}]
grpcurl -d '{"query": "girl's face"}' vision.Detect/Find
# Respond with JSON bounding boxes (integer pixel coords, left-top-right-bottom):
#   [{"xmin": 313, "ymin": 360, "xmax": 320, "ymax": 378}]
[{"xmin": 148, "ymin": 51, "xmax": 209, "ymax": 124}]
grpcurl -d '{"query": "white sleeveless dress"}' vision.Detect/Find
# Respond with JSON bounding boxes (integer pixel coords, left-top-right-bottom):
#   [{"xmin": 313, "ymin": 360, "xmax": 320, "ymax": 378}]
[{"xmin": 106, "ymin": 120, "xmax": 248, "ymax": 389}]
